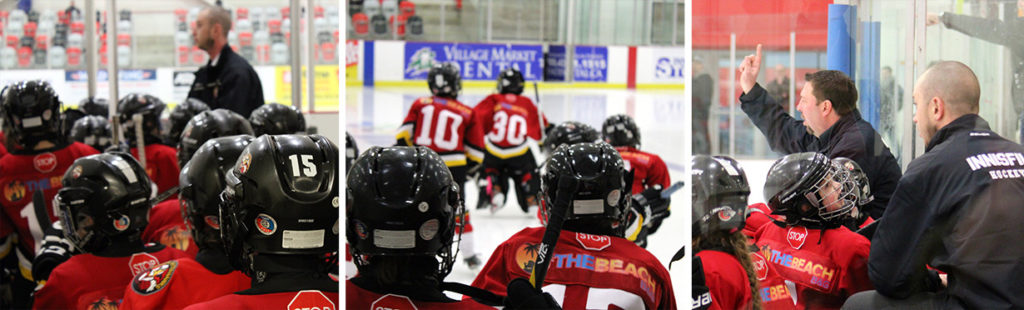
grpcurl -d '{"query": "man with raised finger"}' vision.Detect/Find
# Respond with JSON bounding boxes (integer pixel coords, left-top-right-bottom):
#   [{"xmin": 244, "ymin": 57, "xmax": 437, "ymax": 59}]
[{"xmin": 737, "ymin": 44, "xmax": 901, "ymax": 219}]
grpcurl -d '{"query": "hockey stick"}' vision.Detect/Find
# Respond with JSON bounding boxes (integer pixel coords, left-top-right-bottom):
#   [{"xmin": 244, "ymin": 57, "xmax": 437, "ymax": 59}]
[
  {"xmin": 151, "ymin": 186, "xmax": 180, "ymax": 204},
  {"xmin": 533, "ymin": 82, "xmax": 545, "ymax": 142},
  {"xmin": 133, "ymin": 114, "xmax": 146, "ymax": 170},
  {"xmin": 529, "ymin": 176, "xmax": 578, "ymax": 289},
  {"xmin": 660, "ymin": 181, "xmax": 686, "ymax": 199},
  {"xmin": 32, "ymin": 190, "xmax": 52, "ymax": 238}
]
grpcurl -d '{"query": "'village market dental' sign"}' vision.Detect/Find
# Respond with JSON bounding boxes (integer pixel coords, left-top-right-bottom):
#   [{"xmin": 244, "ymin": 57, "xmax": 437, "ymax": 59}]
[{"xmin": 404, "ymin": 42, "xmax": 543, "ymax": 81}]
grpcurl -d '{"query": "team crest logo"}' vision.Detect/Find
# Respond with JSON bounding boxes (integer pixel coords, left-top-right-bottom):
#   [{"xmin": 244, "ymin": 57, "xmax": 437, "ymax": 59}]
[
  {"xmin": 255, "ymin": 213, "xmax": 277, "ymax": 235},
  {"xmin": 4, "ymin": 181, "xmax": 26, "ymax": 202},
  {"xmin": 353, "ymin": 220, "xmax": 368, "ymax": 239},
  {"xmin": 842, "ymin": 161, "xmax": 855, "ymax": 172},
  {"xmin": 33, "ymin": 152, "xmax": 57, "ymax": 173},
  {"xmin": 575, "ymin": 232, "xmax": 612, "ymax": 251},
  {"xmin": 71, "ymin": 165, "xmax": 83, "ymax": 178},
  {"xmin": 405, "ymin": 47, "xmax": 437, "ymax": 76},
  {"xmin": 204, "ymin": 215, "xmax": 220, "ymax": 229},
  {"xmin": 752, "ymin": 252, "xmax": 768, "ymax": 280},
  {"xmin": 113, "ymin": 215, "xmax": 131, "ymax": 231},
  {"xmin": 787, "ymin": 226, "xmax": 808, "ymax": 250},
  {"xmin": 514, "ymin": 242, "xmax": 542, "ymax": 273},
  {"xmin": 238, "ymin": 153, "xmax": 252, "ymax": 174},
  {"xmin": 131, "ymin": 260, "xmax": 178, "ymax": 295},
  {"xmin": 712, "ymin": 206, "xmax": 736, "ymax": 221}
]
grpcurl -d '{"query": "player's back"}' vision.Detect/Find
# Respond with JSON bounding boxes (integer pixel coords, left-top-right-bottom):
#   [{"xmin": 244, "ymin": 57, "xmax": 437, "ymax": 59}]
[
  {"xmin": 32, "ymin": 245, "xmax": 190, "ymax": 309},
  {"xmin": 472, "ymin": 227, "xmax": 676, "ymax": 310},
  {"xmin": 121, "ymin": 258, "xmax": 250, "ymax": 310},
  {"xmin": 695, "ymin": 249, "xmax": 754, "ymax": 310},
  {"xmin": 615, "ymin": 146, "xmax": 670, "ymax": 195},
  {"xmin": 130, "ymin": 143, "xmax": 180, "ymax": 195},
  {"xmin": 0, "ymin": 142, "xmax": 98, "ymax": 255},
  {"xmin": 141, "ymin": 199, "xmax": 198, "ymax": 257},
  {"xmin": 183, "ymin": 289, "xmax": 339, "ymax": 310},
  {"xmin": 397, "ymin": 96, "xmax": 478, "ymax": 166},
  {"xmin": 346, "ymin": 280, "xmax": 494, "ymax": 309},
  {"xmin": 473, "ymin": 93, "xmax": 546, "ymax": 153}
]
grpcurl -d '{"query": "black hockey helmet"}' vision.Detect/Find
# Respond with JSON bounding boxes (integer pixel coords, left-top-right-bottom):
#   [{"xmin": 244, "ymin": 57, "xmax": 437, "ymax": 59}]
[
  {"xmin": 249, "ymin": 103, "xmax": 306, "ymax": 136},
  {"xmin": 69, "ymin": 115, "xmax": 112, "ymax": 152},
  {"xmin": 541, "ymin": 142, "xmax": 630, "ymax": 237},
  {"xmin": 177, "ymin": 109, "xmax": 254, "ymax": 167},
  {"xmin": 78, "ymin": 96, "xmax": 110, "ymax": 117},
  {"xmin": 180, "ymin": 134, "xmax": 255, "ymax": 251},
  {"xmin": 55, "ymin": 152, "xmax": 153, "ymax": 253},
  {"xmin": 427, "ymin": 62, "xmax": 461, "ymax": 100},
  {"xmin": 117, "ymin": 93, "xmax": 166, "ymax": 146},
  {"xmin": 1, "ymin": 80, "xmax": 67, "ymax": 151},
  {"xmin": 166, "ymin": 98, "xmax": 210, "ymax": 146},
  {"xmin": 346, "ymin": 146, "xmax": 462, "ymax": 280},
  {"xmin": 692, "ymin": 155, "xmax": 749, "ymax": 235},
  {"xmin": 602, "ymin": 114, "xmax": 641, "ymax": 148},
  {"xmin": 764, "ymin": 152, "xmax": 857, "ymax": 225},
  {"xmin": 219, "ymin": 134, "xmax": 339, "ymax": 275},
  {"xmin": 542, "ymin": 121, "xmax": 599, "ymax": 155},
  {"xmin": 832, "ymin": 157, "xmax": 873, "ymax": 207},
  {"xmin": 61, "ymin": 108, "xmax": 87, "ymax": 138},
  {"xmin": 345, "ymin": 132, "xmax": 358, "ymax": 173},
  {"xmin": 496, "ymin": 67, "xmax": 525, "ymax": 95}
]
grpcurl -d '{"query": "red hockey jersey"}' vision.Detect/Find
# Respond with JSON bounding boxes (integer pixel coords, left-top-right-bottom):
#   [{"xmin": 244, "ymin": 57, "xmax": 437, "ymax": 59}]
[
  {"xmin": 471, "ymin": 93, "xmax": 548, "ymax": 159},
  {"xmin": 396, "ymin": 96, "xmax": 483, "ymax": 166},
  {"xmin": 346, "ymin": 281, "xmax": 493, "ymax": 309},
  {"xmin": 32, "ymin": 246, "xmax": 190, "ymax": 310},
  {"xmin": 141, "ymin": 199, "xmax": 198, "ymax": 257},
  {"xmin": 130, "ymin": 144, "xmax": 180, "ymax": 196},
  {"xmin": 182, "ymin": 290, "xmax": 339, "ymax": 310},
  {"xmin": 614, "ymin": 146, "xmax": 670, "ymax": 195},
  {"xmin": 696, "ymin": 250, "xmax": 754, "ymax": 310},
  {"xmin": 0, "ymin": 143, "xmax": 97, "ymax": 262},
  {"xmin": 471, "ymin": 227, "xmax": 675, "ymax": 310},
  {"xmin": 121, "ymin": 258, "xmax": 250, "ymax": 310},
  {"xmin": 752, "ymin": 223, "xmax": 872, "ymax": 309},
  {"xmin": 743, "ymin": 203, "xmax": 777, "ymax": 239}
]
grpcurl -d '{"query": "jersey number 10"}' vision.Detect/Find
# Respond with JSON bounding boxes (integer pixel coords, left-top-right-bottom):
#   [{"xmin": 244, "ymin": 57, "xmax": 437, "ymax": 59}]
[{"xmin": 415, "ymin": 105, "xmax": 464, "ymax": 151}]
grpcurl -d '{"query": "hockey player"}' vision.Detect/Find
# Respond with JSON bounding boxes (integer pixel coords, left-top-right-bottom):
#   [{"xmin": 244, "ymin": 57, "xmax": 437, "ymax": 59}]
[
  {"xmin": 77, "ymin": 96, "xmax": 110, "ymax": 117},
  {"xmin": 691, "ymin": 155, "xmax": 760, "ymax": 310},
  {"xmin": 121, "ymin": 135, "xmax": 254, "ymax": 310},
  {"xmin": 753, "ymin": 152, "xmax": 872, "ymax": 309},
  {"xmin": 471, "ymin": 142, "xmax": 676, "ymax": 309},
  {"xmin": 396, "ymin": 62, "xmax": 485, "ymax": 269},
  {"xmin": 165, "ymin": 97, "xmax": 210, "ymax": 146},
  {"xmin": 471, "ymin": 67, "xmax": 548, "ymax": 213},
  {"xmin": 346, "ymin": 146, "xmax": 496, "ymax": 309},
  {"xmin": 249, "ymin": 102, "xmax": 306, "ymax": 136},
  {"xmin": 183, "ymin": 135, "xmax": 338, "ymax": 309},
  {"xmin": 68, "ymin": 115, "xmax": 113, "ymax": 152},
  {"xmin": 0, "ymin": 81, "xmax": 98, "ymax": 308},
  {"xmin": 144, "ymin": 108, "xmax": 253, "ymax": 257},
  {"xmin": 32, "ymin": 152, "xmax": 190, "ymax": 309},
  {"xmin": 602, "ymin": 114, "xmax": 672, "ymax": 247},
  {"xmin": 541, "ymin": 121, "xmax": 599, "ymax": 156},
  {"xmin": 118, "ymin": 93, "xmax": 180, "ymax": 195}
]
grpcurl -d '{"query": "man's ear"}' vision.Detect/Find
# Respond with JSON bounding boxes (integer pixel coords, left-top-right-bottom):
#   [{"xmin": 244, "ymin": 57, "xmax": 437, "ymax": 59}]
[
  {"xmin": 931, "ymin": 96, "xmax": 945, "ymax": 122},
  {"xmin": 821, "ymin": 99, "xmax": 834, "ymax": 116}
]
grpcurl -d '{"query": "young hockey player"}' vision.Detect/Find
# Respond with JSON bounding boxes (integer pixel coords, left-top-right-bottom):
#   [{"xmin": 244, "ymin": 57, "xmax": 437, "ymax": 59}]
[
  {"xmin": 68, "ymin": 115, "xmax": 113, "ymax": 152},
  {"xmin": 120, "ymin": 135, "xmax": 254, "ymax": 310},
  {"xmin": 32, "ymin": 152, "xmax": 190, "ymax": 309},
  {"xmin": 602, "ymin": 114, "xmax": 672, "ymax": 247},
  {"xmin": 691, "ymin": 155, "xmax": 761, "ymax": 310},
  {"xmin": 471, "ymin": 142, "xmax": 676, "ymax": 309},
  {"xmin": 249, "ymin": 102, "xmax": 306, "ymax": 136},
  {"xmin": 471, "ymin": 67, "xmax": 548, "ymax": 213},
  {"xmin": 183, "ymin": 135, "xmax": 338, "ymax": 310},
  {"xmin": 832, "ymin": 157, "xmax": 875, "ymax": 230},
  {"xmin": 165, "ymin": 98, "xmax": 210, "ymax": 146},
  {"xmin": 753, "ymin": 152, "xmax": 872, "ymax": 309},
  {"xmin": 117, "ymin": 93, "xmax": 180, "ymax": 195},
  {"xmin": 346, "ymin": 146, "xmax": 496, "ymax": 309}
]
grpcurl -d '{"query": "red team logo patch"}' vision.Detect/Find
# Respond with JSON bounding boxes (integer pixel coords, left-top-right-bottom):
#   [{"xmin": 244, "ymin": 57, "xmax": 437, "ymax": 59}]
[
  {"xmin": 255, "ymin": 213, "xmax": 277, "ymax": 235},
  {"xmin": 288, "ymin": 290, "xmax": 337, "ymax": 310},
  {"xmin": 370, "ymin": 294, "xmax": 415, "ymax": 310},
  {"xmin": 787, "ymin": 226, "xmax": 808, "ymax": 250},
  {"xmin": 129, "ymin": 253, "xmax": 160, "ymax": 276},
  {"xmin": 131, "ymin": 260, "xmax": 178, "ymax": 295},
  {"xmin": 238, "ymin": 153, "xmax": 252, "ymax": 174},
  {"xmin": 575, "ymin": 232, "xmax": 612, "ymax": 251},
  {"xmin": 33, "ymin": 152, "xmax": 57, "ymax": 173},
  {"xmin": 113, "ymin": 215, "xmax": 131, "ymax": 231},
  {"xmin": 752, "ymin": 252, "xmax": 769, "ymax": 280}
]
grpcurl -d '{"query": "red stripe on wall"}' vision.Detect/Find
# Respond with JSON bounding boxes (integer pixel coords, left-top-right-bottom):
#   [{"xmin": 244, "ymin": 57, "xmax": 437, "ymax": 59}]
[{"xmin": 627, "ymin": 46, "xmax": 637, "ymax": 89}]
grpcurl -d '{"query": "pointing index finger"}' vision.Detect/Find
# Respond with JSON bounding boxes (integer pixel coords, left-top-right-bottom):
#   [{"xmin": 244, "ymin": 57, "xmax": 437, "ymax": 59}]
[{"xmin": 755, "ymin": 44, "xmax": 763, "ymax": 64}]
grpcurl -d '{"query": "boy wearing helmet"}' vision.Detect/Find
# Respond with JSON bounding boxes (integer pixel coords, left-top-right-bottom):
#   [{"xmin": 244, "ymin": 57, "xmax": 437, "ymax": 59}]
[
  {"xmin": 0, "ymin": 81, "xmax": 98, "ymax": 307},
  {"xmin": 346, "ymin": 146, "xmax": 495, "ymax": 309},
  {"xmin": 32, "ymin": 153, "xmax": 189, "ymax": 309},
  {"xmin": 470, "ymin": 67, "xmax": 549, "ymax": 213},
  {"xmin": 753, "ymin": 152, "xmax": 872, "ymax": 309},
  {"xmin": 117, "ymin": 93, "xmax": 180, "ymax": 196},
  {"xmin": 471, "ymin": 143, "xmax": 676, "ymax": 309},
  {"xmin": 183, "ymin": 135, "xmax": 338, "ymax": 309},
  {"xmin": 248, "ymin": 102, "xmax": 306, "ymax": 136}
]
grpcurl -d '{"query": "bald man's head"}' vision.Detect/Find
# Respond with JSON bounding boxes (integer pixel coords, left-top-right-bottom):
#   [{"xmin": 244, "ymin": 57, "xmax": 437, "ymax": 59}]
[
  {"xmin": 917, "ymin": 61, "xmax": 980, "ymax": 116},
  {"xmin": 200, "ymin": 7, "xmax": 232, "ymax": 39}
]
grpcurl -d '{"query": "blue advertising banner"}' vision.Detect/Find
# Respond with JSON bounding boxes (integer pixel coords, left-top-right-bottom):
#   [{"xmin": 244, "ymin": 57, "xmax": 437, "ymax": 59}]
[
  {"xmin": 573, "ymin": 46, "xmax": 608, "ymax": 82},
  {"xmin": 404, "ymin": 42, "xmax": 543, "ymax": 81},
  {"xmin": 65, "ymin": 69, "xmax": 157, "ymax": 82},
  {"xmin": 545, "ymin": 45, "xmax": 567, "ymax": 81}
]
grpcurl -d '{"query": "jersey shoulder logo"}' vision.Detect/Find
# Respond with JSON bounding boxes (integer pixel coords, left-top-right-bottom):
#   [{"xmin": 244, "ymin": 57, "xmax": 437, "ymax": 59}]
[
  {"xmin": 3, "ymin": 180, "xmax": 25, "ymax": 202},
  {"xmin": 33, "ymin": 152, "xmax": 57, "ymax": 173},
  {"xmin": 514, "ymin": 242, "xmax": 541, "ymax": 274},
  {"xmin": 131, "ymin": 260, "xmax": 178, "ymax": 295},
  {"xmin": 575, "ymin": 232, "xmax": 612, "ymax": 251},
  {"xmin": 289, "ymin": 290, "xmax": 337, "ymax": 310},
  {"xmin": 129, "ymin": 252, "xmax": 160, "ymax": 276},
  {"xmin": 787, "ymin": 226, "xmax": 808, "ymax": 250},
  {"xmin": 751, "ymin": 252, "xmax": 769, "ymax": 280}
]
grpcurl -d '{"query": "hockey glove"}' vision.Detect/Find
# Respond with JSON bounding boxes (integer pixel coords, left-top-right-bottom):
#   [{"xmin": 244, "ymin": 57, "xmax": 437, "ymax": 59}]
[
  {"xmin": 32, "ymin": 221, "xmax": 76, "ymax": 283},
  {"xmin": 505, "ymin": 277, "xmax": 561, "ymax": 310}
]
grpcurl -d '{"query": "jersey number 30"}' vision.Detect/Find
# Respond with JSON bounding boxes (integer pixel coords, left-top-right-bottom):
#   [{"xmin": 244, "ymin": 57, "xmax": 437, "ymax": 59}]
[{"xmin": 487, "ymin": 111, "xmax": 529, "ymax": 145}]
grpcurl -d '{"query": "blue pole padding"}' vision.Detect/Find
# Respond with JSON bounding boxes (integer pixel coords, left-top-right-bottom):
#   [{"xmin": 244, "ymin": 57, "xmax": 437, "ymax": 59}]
[
  {"xmin": 364, "ymin": 40, "xmax": 375, "ymax": 87},
  {"xmin": 858, "ymin": 21, "xmax": 882, "ymax": 128},
  {"xmin": 827, "ymin": 4, "xmax": 856, "ymax": 79}
]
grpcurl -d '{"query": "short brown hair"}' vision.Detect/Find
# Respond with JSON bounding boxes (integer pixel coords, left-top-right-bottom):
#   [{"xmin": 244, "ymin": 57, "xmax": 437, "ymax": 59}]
[{"xmin": 805, "ymin": 70, "xmax": 858, "ymax": 116}]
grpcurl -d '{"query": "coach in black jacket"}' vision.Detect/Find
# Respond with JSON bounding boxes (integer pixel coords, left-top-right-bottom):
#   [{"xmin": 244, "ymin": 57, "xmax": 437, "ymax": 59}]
[
  {"xmin": 737, "ymin": 45, "xmax": 901, "ymax": 219},
  {"xmin": 187, "ymin": 6, "xmax": 264, "ymax": 118},
  {"xmin": 845, "ymin": 61, "xmax": 1024, "ymax": 309}
]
